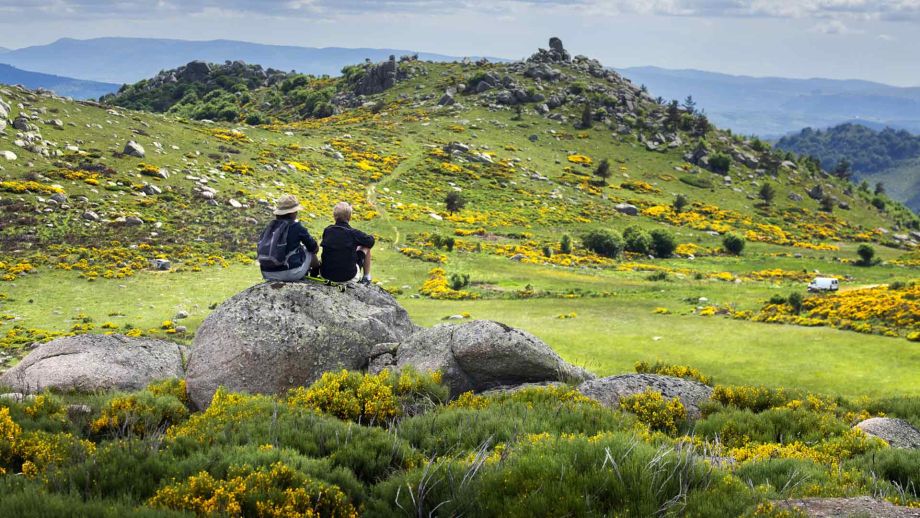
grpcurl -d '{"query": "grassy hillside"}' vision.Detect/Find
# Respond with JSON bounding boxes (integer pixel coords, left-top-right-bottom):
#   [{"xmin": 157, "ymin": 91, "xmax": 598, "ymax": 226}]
[
  {"xmin": 1, "ymin": 38, "xmax": 920, "ymax": 516},
  {"xmin": 1, "ymin": 40, "xmax": 919, "ymax": 393},
  {"xmin": 776, "ymin": 123, "xmax": 920, "ymax": 211}
]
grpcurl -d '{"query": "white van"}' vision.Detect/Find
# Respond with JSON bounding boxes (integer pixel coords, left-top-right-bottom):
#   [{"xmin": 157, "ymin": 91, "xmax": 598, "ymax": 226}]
[{"xmin": 808, "ymin": 277, "xmax": 839, "ymax": 292}]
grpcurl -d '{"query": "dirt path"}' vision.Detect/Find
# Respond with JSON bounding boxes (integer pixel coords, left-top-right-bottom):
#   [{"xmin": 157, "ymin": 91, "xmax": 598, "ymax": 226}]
[
  {"xmin": 781, "ymin": 497, "xmax": 920, "ymax": 517},
  {"xmin": 366, "ymin": 152, "xmax": 423, "ymax": 249}
]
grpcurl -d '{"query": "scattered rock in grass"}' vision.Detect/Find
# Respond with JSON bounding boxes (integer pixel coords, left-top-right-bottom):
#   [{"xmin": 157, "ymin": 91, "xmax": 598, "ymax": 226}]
[
  {"xmin": 82, "ymin": 210, "xmax": 100, "ymax": 221},
  {"xmin": 186, "ymin": 281, "xmax": 418, "ymax": 409},
  {"xmin": 151, "ymin": 258, "xmax": 171, "ymax": 271},
  {"xmin": 854, "ymin": 417, "xmax": 920, "ymax": 448},
  {"xmin": 0, "ymin": 334, "xmax": 185, "ymax": 394},
  {"xmin": 175, "ymin": 311, "xmax": 189, "ymax": 320},
  {"xmin": 123, "ymin": 140, "xmax": 145, "ymax": 158},
  {"xmin": 0, "ymin": 150, "xmax": 16, "ymax": 161},
  {"xmin": 614, "ymin": 203, "xmax": 638, "ymax": 216},
  {"xmin": 577, "ymin": 374, "xmax": 713, "ymax": 419}
]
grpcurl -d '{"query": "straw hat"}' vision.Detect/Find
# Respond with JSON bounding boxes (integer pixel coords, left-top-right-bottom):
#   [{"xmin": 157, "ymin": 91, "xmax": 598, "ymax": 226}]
[{"xmin": 273, "ymin": 194, "xmax": 304, "ymax": 215}]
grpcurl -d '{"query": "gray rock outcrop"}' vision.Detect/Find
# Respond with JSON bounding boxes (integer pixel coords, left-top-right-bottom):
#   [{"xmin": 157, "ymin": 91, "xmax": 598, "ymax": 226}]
[
  {"xmin": 379, "ymin": 320, "xmax": 593, "ymax": 397},
  {"xmin": 123, "ymin": 140, "xmax": 145, "ymax": 158},
  {"xmin": 855, "ymin": 417, "xmax": 920, "ymax": 448},
  {"xmin": 577, "ymin": 374, "xmax": 713, "ymax": 419},
  {"xmin": 186, "ymin": 281, "xmax": 418, "ymax": 409},
  {"xmin": 352, "ymin": 55, "xmax": 400, "ymax": 95},
  {"xmin": 0, "ymin": 335, "xmax": 185, "ymax": 393}
]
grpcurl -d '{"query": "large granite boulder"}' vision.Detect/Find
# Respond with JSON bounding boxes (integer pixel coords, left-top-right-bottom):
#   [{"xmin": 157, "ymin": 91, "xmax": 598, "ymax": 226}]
[
  {"xmin": 577, "ymin": 374, "xmax": 713, "ymax": 419},
  {"xmin": 855, "ymin": 417, "xmax": 920, "ymax": 448},
  {"xmin": 0, "ymin": 334, "xmax": 185, "ymax": 393},
  {"xmin": 186, "ymin": 281, "xmax": 418, "ymax": 409},
  {"xmin": 384, "ymin": 320, "xmax": 593, "ymax": 397}
]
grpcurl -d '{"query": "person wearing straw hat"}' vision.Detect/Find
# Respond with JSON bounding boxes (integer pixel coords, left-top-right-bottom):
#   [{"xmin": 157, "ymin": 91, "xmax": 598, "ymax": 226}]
[{"xmin": 257, "ymin": 194, "xmax": 320, "ymax": 282}]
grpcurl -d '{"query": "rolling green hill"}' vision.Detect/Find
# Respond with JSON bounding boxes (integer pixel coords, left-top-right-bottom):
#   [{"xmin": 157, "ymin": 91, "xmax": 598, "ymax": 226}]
[
  {"xmin": 1, "ymin": 38, "xmax": 919, "ymax": 387},
  {"xmin": 776, "ymin": 123, "xmax": 920, "ymax": 211}
]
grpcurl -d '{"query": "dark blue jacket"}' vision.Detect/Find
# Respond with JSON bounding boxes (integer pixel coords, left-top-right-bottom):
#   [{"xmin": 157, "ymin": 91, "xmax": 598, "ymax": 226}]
[{"xmin": 260, "ymin": 220, "xmax": 318, "ymax": 272}]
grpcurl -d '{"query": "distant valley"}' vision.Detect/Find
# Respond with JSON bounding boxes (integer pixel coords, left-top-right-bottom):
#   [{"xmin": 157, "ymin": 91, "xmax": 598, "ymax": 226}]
[
  {"xmin": 619, "ymin": 66, "xmax": 920, "ymax": 137},
  {"xmin": 0, "ymin": 37, "xmax": 496, "ymax": 85},
  {"xmin": 0, "ymin": 63, "xmax": 118, "ymax": 99}
]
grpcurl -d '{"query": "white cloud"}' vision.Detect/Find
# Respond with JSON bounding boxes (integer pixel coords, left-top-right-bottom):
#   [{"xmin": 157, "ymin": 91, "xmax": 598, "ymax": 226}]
[
  {"xmin": 810, "ymin": 19, "xmax": 860, "ymax": 33},
  {"xmin": 4, "ymin": 0, "xmax": 920, "ymax": 24}
]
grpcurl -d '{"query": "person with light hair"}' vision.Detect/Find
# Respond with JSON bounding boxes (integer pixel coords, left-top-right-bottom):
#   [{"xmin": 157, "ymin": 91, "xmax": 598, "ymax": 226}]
[{"xmin": 320, "ymin": 201, "xmax": 375, "ymax": 284}]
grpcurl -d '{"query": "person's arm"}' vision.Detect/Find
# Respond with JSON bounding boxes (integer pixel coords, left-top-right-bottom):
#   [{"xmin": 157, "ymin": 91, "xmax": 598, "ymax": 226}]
[
  {"xmin": 352, "ymin": 228, "xmax": 375, "ymax": 248},
  {"xmin": 297, "ymin": 223, "xmax": 319, "ymax": 254}
]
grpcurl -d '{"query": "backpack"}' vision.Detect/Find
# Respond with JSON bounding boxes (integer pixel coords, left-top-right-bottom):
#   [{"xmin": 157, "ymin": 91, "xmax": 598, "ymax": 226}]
[{"xmin": 257, "ymin": 220, "xmax": 297, "ymax": 269}]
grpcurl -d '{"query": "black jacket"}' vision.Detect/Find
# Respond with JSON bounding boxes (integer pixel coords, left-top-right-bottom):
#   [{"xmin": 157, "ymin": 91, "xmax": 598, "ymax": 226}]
[
  {"xmin": 260, "ymin": 220, "xmax": 318, "ymax": 272},
  {"xmin": 320, "ymin": 221, "xmax": 375, "ymax": 281}
]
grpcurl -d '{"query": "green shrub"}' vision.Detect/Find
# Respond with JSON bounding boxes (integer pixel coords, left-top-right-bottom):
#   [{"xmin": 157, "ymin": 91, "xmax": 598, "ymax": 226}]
[
  {"xmin": 788, "ymin": 292, "xmax": 805, "ymax": 314},
  {"xmin": 449, "ymin": 272, "xmax": 470, "ymax": 290},
  {"xmin": 560, "ymin": 234, "xmax": 573, "ymax": 254},
  {"xmin": 650, "ymin": 229, "xmax": 677, "ymax": 258},
  {"xmin": 848, "ymin": 448, "xmax": 920, "ymax": 501},
  {"xmin": 0, "ymin": 478, "xmax": 183, "ymax": 518},
  {"xmin": 673, "ymin": 193, "xmax": 689, "ymax": 213},
  {"xmin": 680, "ymin": 174, "xmax": 713, "ymax": 189},
  {"xmin": 91, "ymin": 388, "xmax": 189, "ymax": 438},
  {"xmin": 768, "ymin": 294, "xmax": 788, "ymax": 305},
  {"xmin": 370, "ymin": 432, "xmax": 756, "ymax": 517},
  {"xmin": 397, "ymin": 387, "xmax": 631, "ymax": 457},
  {"xmin": 723, "ymin": 233, "xmax": 746, "ymax": 255},
  {"xmin": 646, "ymin": 270, "xmax": 669, "ymax": 282},
  {"xmin": 623, "ymin": 226, "xmax": 652, "ymax": 254},
  {"xmin": 582, "ymin": 229, "xmax": 624, "ymax": 258},
  {"xmin": 619, "ymin": 389, "xmax": 686, "ymax": 434},
  {"xmin": 711, "ymin": 385, "xmax": 800, "ymax": 413},
  {"xmin": 734, "ymin": 458, "xmax": 833, "ymax": 498},
  {"xmin": 166, "ymin": 389, "xmax": 422, "ymax": 483},
  {"xmin": 709, "ymin": 154, "xmax": 731, "ymax": 174},
  {"xmin": 856, "ymin": 244, "xmax": 876, "ymax": 266},
  {"xmin": 694, "ymin": 407, "xmax": 848, "ymax": 448}
]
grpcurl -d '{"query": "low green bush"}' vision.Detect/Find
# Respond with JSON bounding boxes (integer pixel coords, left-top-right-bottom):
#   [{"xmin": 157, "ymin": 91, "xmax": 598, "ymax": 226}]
[
  {"xmin": 582, "ymin": 229, "xmax": 624, "ymax": 258},
  {"xmin": 396, "ymin": 387, "xmax": 632, "ymax": 457},
  {"xmin": 369, "ymin": 432, "xmax": 763, "ymax": 517},
  {"xmin": 680, "ymin": 174, "xmax": 713, "ymax": 189},
  {"xmin": 734, "ymin": 458, "xmax": 833, "ymax": 498}
]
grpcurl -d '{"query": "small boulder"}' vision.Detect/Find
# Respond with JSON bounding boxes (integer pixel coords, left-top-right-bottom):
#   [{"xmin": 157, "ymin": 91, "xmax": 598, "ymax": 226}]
[
  {"xmin": 614, "ymin": 203, "xmax": 639, "ymax": 216},
  {"xmin": 186, "ymin": 282, "xmax": 418, "ymax": 409},
  {"xmin": 123, "ymin": 140, "xmax": 145, "ymax": 158},
  {"xmin": 394, "ymin": 320, "xmax": 593, "ymax": 397},
  {"xmin": 151, "ymin": 258, "xmax": 171, "ymax": 271},
  {"xmin": 577, "ymin": 374, "xmax": 713, "ymax": 419},
  {"xmin": 0, "ymin": 150, "xmax": 16, "ymax": 161},
  {"xmin": 0, "ymin": 335, "xmax": 185, "ymax": 393},
  {"xmin": 82, "ymin": 211, "xmax": 100, "ymax": 222},
  {"xmin": 855, "ymin": 417, "xmax": 920, "ymax": 448}
]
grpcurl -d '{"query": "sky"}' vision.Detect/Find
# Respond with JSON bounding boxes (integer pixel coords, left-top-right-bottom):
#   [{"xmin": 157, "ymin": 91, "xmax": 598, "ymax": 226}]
[{"xmin": 0, "ymin": 0, "xmax": 918, "ymax": 86}]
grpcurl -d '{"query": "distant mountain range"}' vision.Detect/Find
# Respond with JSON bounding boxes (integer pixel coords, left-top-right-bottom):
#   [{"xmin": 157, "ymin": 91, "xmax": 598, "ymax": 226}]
[
  {"xmin": 0, "ymin": 37, "xmax": 495, "ymax": 85},
  {"xmin": 618, "ymin": 66, "xmax": 920, "ymax": 137},
  {"xmin": 0, "ymin": 63, "xmax": 118, "ymax": 99}
]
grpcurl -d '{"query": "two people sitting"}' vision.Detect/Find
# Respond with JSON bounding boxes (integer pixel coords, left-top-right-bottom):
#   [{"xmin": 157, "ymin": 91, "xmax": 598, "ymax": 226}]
[{"xmin": 258, "ymin": 195, "xmax": 374, "ymax": 284}]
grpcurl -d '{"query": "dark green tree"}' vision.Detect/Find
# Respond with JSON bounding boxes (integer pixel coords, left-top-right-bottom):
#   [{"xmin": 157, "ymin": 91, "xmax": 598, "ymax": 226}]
[
  {"xmin": 758, "ymin": 183, "xmax": 776, "ymax": 205},
  {"xmin": 593, "ymin": 159, "xmax": 611, "ymax": 185},
  {"xmin": 672, "ymin": 194, "xmax": 689, "ymax": 213},
  {"xmin": 445, "ymin": 192, "xmax": 466, "ymax": 213}
]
